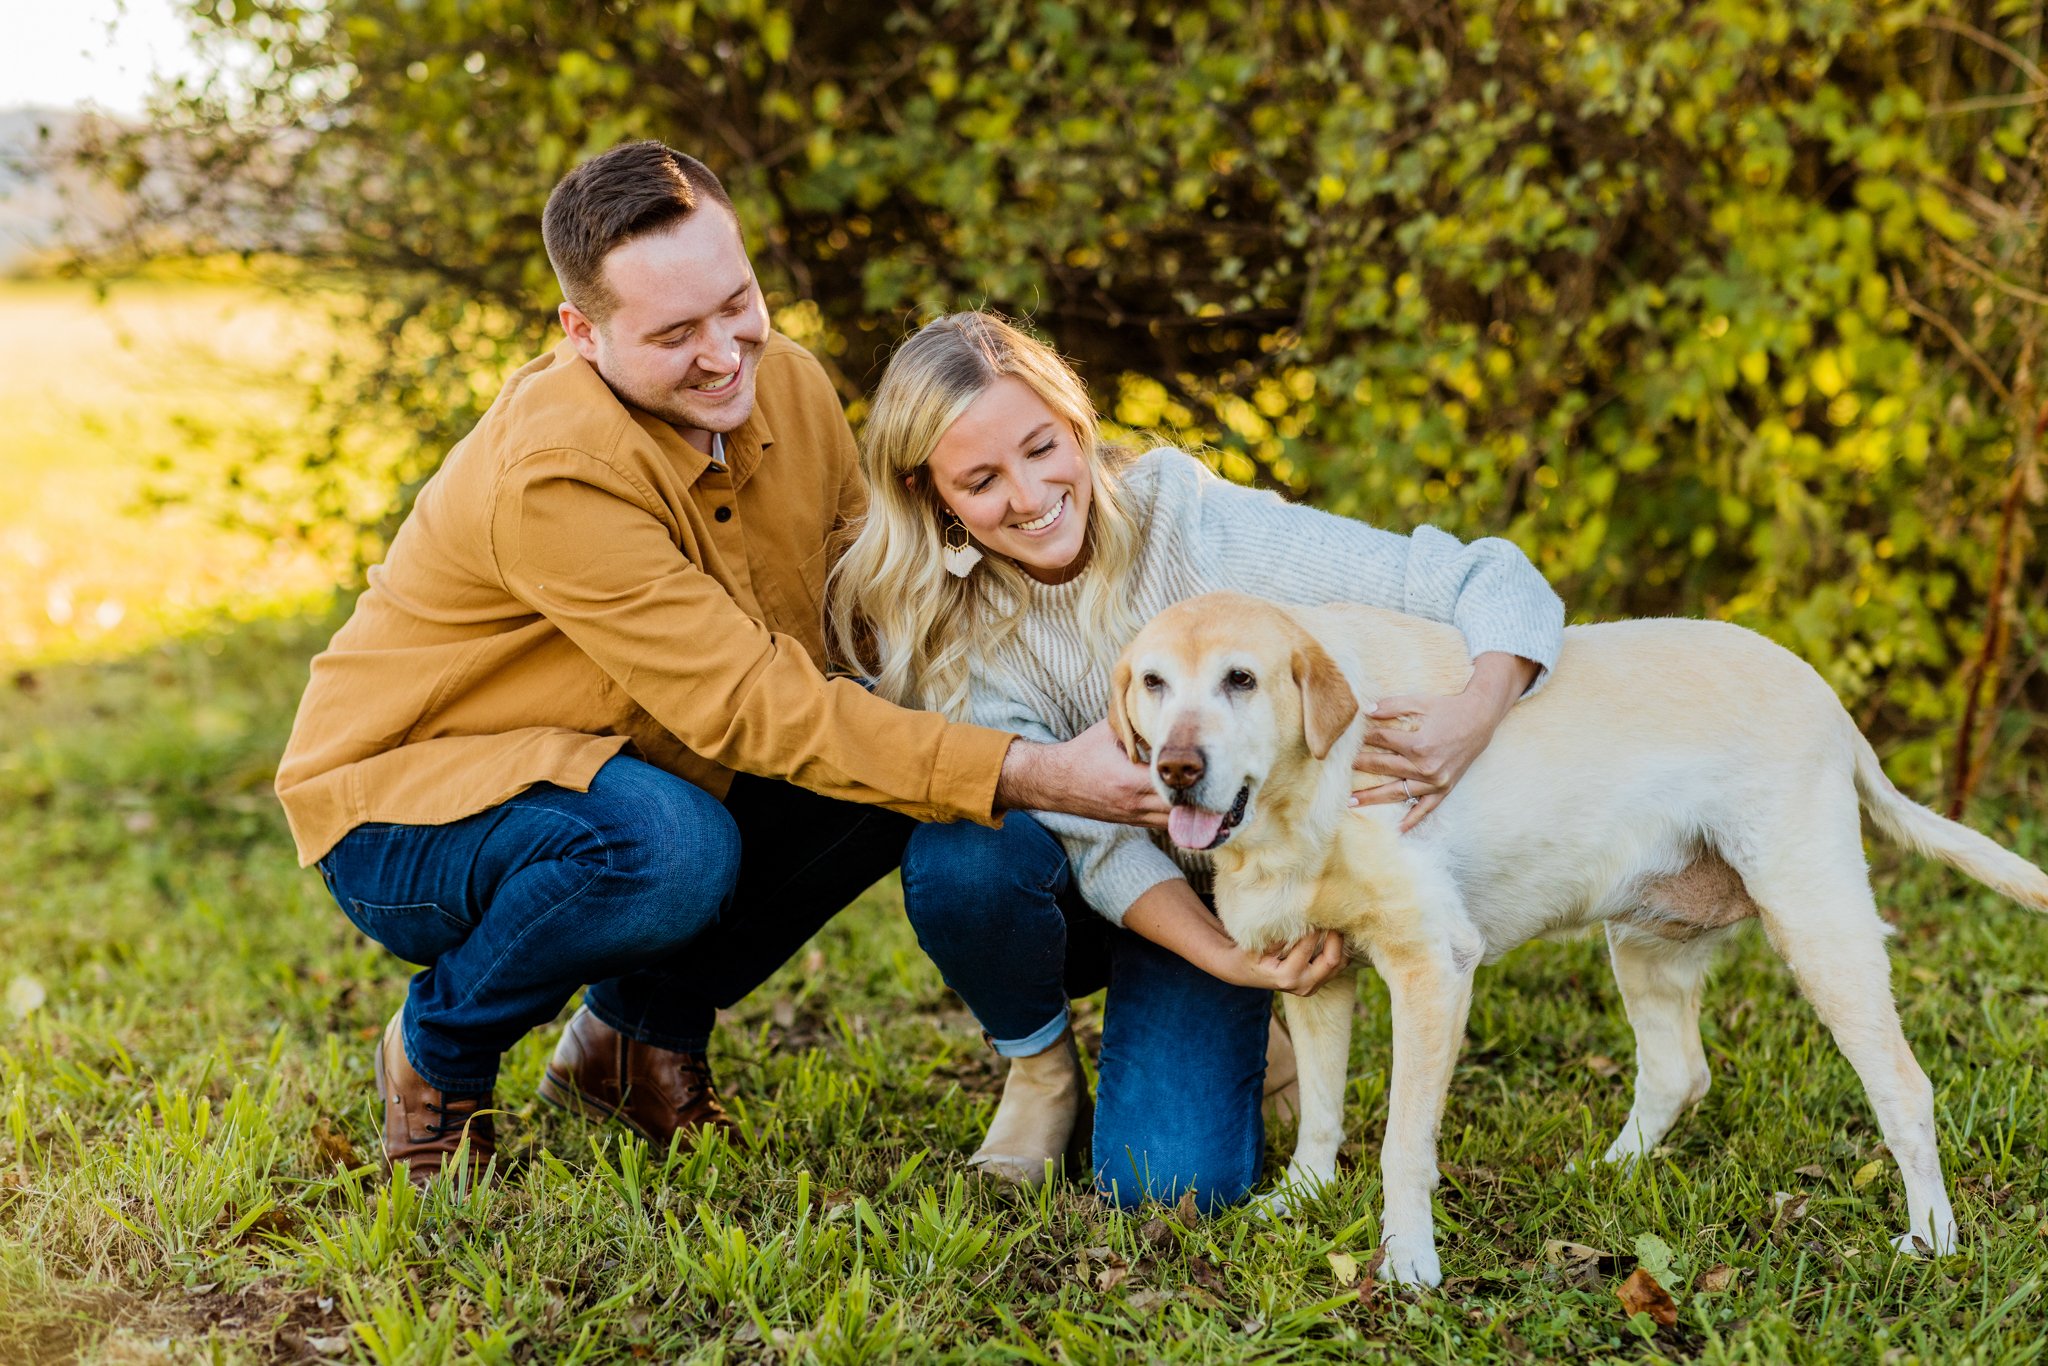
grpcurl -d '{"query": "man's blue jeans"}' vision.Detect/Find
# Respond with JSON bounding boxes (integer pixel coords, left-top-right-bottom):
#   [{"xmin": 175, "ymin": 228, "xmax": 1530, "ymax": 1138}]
[
  {"xmin": 317, "ymin": 755, "xmax": 912, "ymax": 1094},
  {"xmin": 900, "ymin": 813, "xmax": 1274, "ymax": 1212}
]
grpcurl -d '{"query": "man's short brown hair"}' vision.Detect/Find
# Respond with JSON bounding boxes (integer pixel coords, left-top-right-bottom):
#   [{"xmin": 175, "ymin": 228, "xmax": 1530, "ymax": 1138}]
[{"xmin": 541, "ymin": 140, "xmax": 736, "ymax": 325}]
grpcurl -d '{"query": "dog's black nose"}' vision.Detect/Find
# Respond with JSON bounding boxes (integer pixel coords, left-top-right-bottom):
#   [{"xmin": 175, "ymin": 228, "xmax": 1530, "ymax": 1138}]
[{"xmin": 1157, "ymin": 745, "xmax": 1205, "ymax": 790}]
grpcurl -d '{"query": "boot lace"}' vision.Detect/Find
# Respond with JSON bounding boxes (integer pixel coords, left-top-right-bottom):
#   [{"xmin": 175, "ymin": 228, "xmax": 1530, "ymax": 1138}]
[
  {"xmin": 673, "ymin": 1054, "xmax": 724, "ymax": 1117},
  {"xmin": 424, "ymin": 1094, "xmax": 489, "ymax": 1140}
]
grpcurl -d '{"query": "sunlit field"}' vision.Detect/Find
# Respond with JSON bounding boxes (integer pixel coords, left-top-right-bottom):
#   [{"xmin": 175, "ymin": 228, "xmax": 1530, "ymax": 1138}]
[
  {"xmin": 1, "ymin": 279, "xmax": 2044, "ymax": 1363},
  {"xmin": 0, "ymin": 274, "xmax": 347, "ymax": 665}
]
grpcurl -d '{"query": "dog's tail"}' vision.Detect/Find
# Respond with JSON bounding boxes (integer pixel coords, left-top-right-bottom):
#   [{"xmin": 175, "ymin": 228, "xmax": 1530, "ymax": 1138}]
[{"xmin": 1851, "ymin": 724, "xmax": 2048, "ymax": 912}]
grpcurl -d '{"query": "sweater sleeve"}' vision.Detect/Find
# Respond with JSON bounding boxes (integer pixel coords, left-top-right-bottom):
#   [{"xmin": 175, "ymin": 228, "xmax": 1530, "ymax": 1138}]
[
  {"xmin": 968, "ymin": 682, "xmax": 1184, "ymax": 925},
  {"xmin": 1145, "ymin": 450, "xmax": 1566, "ymax": 690}
]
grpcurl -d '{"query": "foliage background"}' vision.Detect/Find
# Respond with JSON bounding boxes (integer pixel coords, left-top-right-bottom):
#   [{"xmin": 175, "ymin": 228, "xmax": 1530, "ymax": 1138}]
[
  {"xmin": 4, "ymin": 3, "xmax": 2046, "ymax": 1362},
  {"xmin": 97, "ymin": 0, "xmax": 2048, "ymax": 800}
]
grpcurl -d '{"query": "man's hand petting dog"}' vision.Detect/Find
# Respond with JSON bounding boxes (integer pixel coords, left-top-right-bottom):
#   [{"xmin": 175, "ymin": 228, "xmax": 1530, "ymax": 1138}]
[
  {"xmin": 998, "ymin": 718, "xmax": 1171, "ymax": 828},
  {"xmin": 1351, "ymin": 651, "xmax": 1539, "ymax": 831}
]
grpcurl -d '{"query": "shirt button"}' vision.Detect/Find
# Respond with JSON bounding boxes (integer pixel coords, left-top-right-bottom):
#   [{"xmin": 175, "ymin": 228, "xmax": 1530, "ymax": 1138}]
[{"xmin": 714, "ymin": 506, "xmax": 732, "ymax": 523}]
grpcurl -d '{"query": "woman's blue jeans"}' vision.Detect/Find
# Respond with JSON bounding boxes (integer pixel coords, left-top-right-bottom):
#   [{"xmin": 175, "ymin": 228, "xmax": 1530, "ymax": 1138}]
[
  {"xmin": 900, "ymin": 813, "xmax": 1274, "ymax": 1212},
  {"xmin": 317, "ymin": 755, "xmax": 912, "ymax": 1094}
]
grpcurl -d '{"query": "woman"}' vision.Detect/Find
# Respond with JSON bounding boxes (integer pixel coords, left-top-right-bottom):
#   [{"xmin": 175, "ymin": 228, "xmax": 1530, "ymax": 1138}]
[{"xmin": 828, "ymin": 313, "xmax": 1564, "ymax": 1210}]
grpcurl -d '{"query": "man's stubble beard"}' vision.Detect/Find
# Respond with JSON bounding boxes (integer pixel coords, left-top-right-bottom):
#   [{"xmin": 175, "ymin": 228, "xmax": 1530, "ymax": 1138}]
[{"xmin": 597, "ymin": 337, "xmax": 763, "ymax": 436}]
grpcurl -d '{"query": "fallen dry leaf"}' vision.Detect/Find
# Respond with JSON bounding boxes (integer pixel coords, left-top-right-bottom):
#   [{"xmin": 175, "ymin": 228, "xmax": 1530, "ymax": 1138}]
[
  {"xmin": 1616, "ymin": 1266, "xmax": 1678, "ymax": 1328},
  {"xmin": 1328, "ymin": 1251, "xmax": 1360, "ymax": 1286},
  {"xmin": 1176, "ymin": 1189, "xmax": 1201, "ymax": 1228},
  {"xmin": 1697, "ymin": 1264, "xmax": 1740, "ymax": 1294},
  {"xmin": 238, "ymin": 1207, "xmax": 297, "ymax": 1241},
  {"xmin": 1852, "ymin": 1159, "xmax": 1885, "ymax": 1189},
  {"xmin": 1543, "ymin": 1240, "xmax": 1614, "ymax": 1266},
  {"xmin": 1582, "ymin": 1054, "xmax": 1622, "ymax": 1079},
  {"xmin": 1768, "ymin": 1191, "xmax": 1810, "ymax": 1232},
  {"xmin": 1355, "ymin": 1246, "xmax": 1386, "ymax": 1308},
  {"xmin": 1140, "ymin": 1216, "xmax": 1175, "ymax": 1249},
  {"xmin": 1125, "ymin": 1288, "xmax": 1173, "ymax": 1312},
  {"xmin": 310, "ymin": 1117, "xmax": 357, "ymax": 1170},
  {"xmin": 1794, "ymin": 1164, "xmax": 1826, "ymax": 1179},
  {"xmin": 1095, "ymin": 1256, "xmax": 1130, "ymax": 1294},
  {"xmin": 1189, "ymin": 1255, "xmax": 1228, "ymax": 1294},
  {"xmin": 1543, "ymin": 1239, "xmax": 1620, "ymax": 1289}
]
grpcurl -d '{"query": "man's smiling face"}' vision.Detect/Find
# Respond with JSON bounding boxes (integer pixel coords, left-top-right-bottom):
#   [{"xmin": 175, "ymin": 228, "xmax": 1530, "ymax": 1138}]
[{"xmin": 563, "ymin": 204, "xmax": 771, "ymax": 449}]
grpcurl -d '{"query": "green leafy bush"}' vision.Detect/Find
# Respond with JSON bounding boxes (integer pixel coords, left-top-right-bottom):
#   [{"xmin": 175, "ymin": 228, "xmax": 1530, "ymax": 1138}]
[{"xmin": 107, "ymin": 0, "xmax": 2047, "ymax": 794}]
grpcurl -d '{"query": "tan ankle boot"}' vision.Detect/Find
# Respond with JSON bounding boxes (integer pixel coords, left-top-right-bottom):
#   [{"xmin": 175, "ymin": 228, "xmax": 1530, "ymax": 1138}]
[
  {"xmin": 967, "ymin": 1027, "xmax": 1089, "ymax": 1188},
  {"xmin": 1263, "ymin": 1013, "xmax": 1300, "ymax": 1129}
]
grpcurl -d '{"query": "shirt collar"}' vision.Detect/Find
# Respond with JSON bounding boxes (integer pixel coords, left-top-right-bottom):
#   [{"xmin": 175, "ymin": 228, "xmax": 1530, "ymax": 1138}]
[{"xmin": 550, "ymin": 338, "xmax": 777, "ymax": 489}]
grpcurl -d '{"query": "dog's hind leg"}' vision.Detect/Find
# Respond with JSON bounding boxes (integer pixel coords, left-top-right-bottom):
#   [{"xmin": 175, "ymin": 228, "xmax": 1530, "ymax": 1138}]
[
  {"xmin": 1742, "ymin": 829, "xmax": 1958, "ymax": 1255},
  {"xmin": 1600, "ymin": 923, "xmax": 1727, "ymax": 1166}
]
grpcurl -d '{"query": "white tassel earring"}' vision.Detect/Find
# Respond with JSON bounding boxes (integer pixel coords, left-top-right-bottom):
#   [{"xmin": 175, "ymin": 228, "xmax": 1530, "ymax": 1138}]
[{"xmin": 941, "ymin": 513, "xmax": 984, "ymax": 578}]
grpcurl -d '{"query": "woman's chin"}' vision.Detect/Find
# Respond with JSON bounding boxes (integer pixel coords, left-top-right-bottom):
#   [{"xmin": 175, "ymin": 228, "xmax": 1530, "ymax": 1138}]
[{"xmin": 1009, "ymin": 535, "xmax": 1089, "ymax": 584}]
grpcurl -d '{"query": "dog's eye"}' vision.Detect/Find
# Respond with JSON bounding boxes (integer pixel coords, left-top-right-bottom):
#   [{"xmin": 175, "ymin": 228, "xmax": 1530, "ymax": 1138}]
[
  {"xmin": 1224, "ymin": 669, "xmax": 1257, "ymax": 693},
  {"xmin": 1142, "ymin": 672, "xmax": 1165, "ymax": 692}
]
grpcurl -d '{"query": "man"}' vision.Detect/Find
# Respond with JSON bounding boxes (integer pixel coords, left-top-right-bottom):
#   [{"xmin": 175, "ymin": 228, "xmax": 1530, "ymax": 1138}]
[{"xmin": 276, "ymin": 140, "xmax": 1161, "ymax": 1183}]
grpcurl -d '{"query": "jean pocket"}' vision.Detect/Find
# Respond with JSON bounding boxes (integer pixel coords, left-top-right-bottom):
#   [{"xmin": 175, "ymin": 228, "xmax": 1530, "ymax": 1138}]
[{"xmin": 341, "ymin": 898, "xmax": 470, "ymax": 967}]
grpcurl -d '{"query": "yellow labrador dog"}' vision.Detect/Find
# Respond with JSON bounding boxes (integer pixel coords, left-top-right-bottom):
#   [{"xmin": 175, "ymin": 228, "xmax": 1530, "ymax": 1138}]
[{"xmin": 1109, "ymin": 591, "xmax": 2048, "ymax": 1287}]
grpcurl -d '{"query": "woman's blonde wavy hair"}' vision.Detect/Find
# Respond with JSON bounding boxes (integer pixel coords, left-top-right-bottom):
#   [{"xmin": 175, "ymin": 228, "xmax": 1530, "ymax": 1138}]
[{"xmin": 828, "ymin": 312, "xmax": 1150, "ymax": 721}]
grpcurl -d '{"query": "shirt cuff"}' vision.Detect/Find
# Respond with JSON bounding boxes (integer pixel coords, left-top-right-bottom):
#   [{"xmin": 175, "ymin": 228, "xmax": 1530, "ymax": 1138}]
[{"xmin": 929, "ymin": 722, "xmax": 1016, "ymax": 826}]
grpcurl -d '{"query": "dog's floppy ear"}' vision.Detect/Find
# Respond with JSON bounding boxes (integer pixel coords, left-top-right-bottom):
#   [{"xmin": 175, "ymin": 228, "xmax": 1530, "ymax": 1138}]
[
  {"xmin": 1107, "ymin": 655, "xmax": 1146, "ymax": 762},
  {"xmin": 1292, "ymin": 640, "xmax": 1359, "ymax": 760}
]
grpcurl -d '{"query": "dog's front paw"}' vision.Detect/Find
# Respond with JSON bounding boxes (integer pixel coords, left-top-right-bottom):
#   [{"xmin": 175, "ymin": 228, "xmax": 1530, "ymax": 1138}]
[
  {"xmin": 1380, "ymin": 1233, "xmax": 1442, "ymax": 1288},
  {"xmin": 1596, "ymin": 1137, "xmax": 1648, "ymax": 1169},
  {"xmin": 1889, "ymin": 1223, "xmax": 1958, "ymax": 1257},
  {"xmin": 1252, "ymin": 1163, "xmax": 1334, "ymax": 1221}
]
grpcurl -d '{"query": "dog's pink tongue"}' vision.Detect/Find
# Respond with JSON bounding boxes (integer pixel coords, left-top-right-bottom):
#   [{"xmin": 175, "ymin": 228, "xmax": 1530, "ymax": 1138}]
[{"xmin": 1167, "ymin": 804, "xmax": 1225, "ymax": 851}]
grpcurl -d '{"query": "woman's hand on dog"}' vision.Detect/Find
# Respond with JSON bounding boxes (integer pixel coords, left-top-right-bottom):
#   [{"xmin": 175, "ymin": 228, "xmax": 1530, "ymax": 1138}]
[
  {"xmin": 1122, "ymin": 881, "xmax": 1347, "ymax": 994},
  {"xmin": 1232, "ymin": 928, "xmax": 1349, "ymax": 996},
  {"xmin": 1352, "ymin": 651, "xmax": 1540, "ymax": 832}
]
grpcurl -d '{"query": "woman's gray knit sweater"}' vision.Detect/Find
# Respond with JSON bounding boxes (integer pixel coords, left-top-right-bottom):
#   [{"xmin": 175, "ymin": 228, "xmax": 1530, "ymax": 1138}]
[{"xmin": 963, "ymin": 447, "xmax": 1566, "ymax": 925}]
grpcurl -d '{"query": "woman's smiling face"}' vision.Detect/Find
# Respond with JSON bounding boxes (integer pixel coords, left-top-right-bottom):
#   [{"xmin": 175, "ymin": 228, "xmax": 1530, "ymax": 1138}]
[{"xmin": 925, "ymin": 376, "xmax": 1094, "ymax": 582}]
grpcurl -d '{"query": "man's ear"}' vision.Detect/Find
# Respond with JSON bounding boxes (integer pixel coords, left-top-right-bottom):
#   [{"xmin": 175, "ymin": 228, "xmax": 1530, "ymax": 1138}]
[
  {"xmin": 1107, "ymin": 655, "xmax": 1146, "ymax": 762},
  {"xmin": 1292, "ymin": 640, "xmax": 1359, "ymax": 760},
  {"xmin": 559, "ymin": 301, "xmax": 600, "ymax": 363}
]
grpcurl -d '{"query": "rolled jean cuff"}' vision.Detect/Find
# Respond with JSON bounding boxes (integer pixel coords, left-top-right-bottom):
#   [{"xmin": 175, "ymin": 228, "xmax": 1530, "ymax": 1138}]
[
  {"xmin": 401, "ymin": 1013, "xmax": 499, "ymax": 1096},
  {"xmin": 582, "ymin": 988, "xmax": 710, "ymax": 1056},
  {"xmin": 990, "ymin": 1006, "xmax": 1069, "ymax": 1059}
]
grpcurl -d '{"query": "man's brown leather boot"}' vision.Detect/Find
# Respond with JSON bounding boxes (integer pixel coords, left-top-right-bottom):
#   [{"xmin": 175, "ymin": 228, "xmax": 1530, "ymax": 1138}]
[
  {"xmin": 374, "ymin": 1011, "xmax": 496, "ymax": 1186},
  {"xmin": 538, "ymin": 1006, "xmax": 738, "ymax": 1149}
]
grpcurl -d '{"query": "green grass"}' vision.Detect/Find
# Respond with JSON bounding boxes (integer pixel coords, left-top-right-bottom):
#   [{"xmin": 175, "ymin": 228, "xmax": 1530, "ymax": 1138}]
[
  {"xmin": 0, "ymin": 608, "xmax": 2044, "ymax": 1364},
  {"xmin": 2, "ymin": 279, "xmax": 2044, "ymax": 1363}
]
